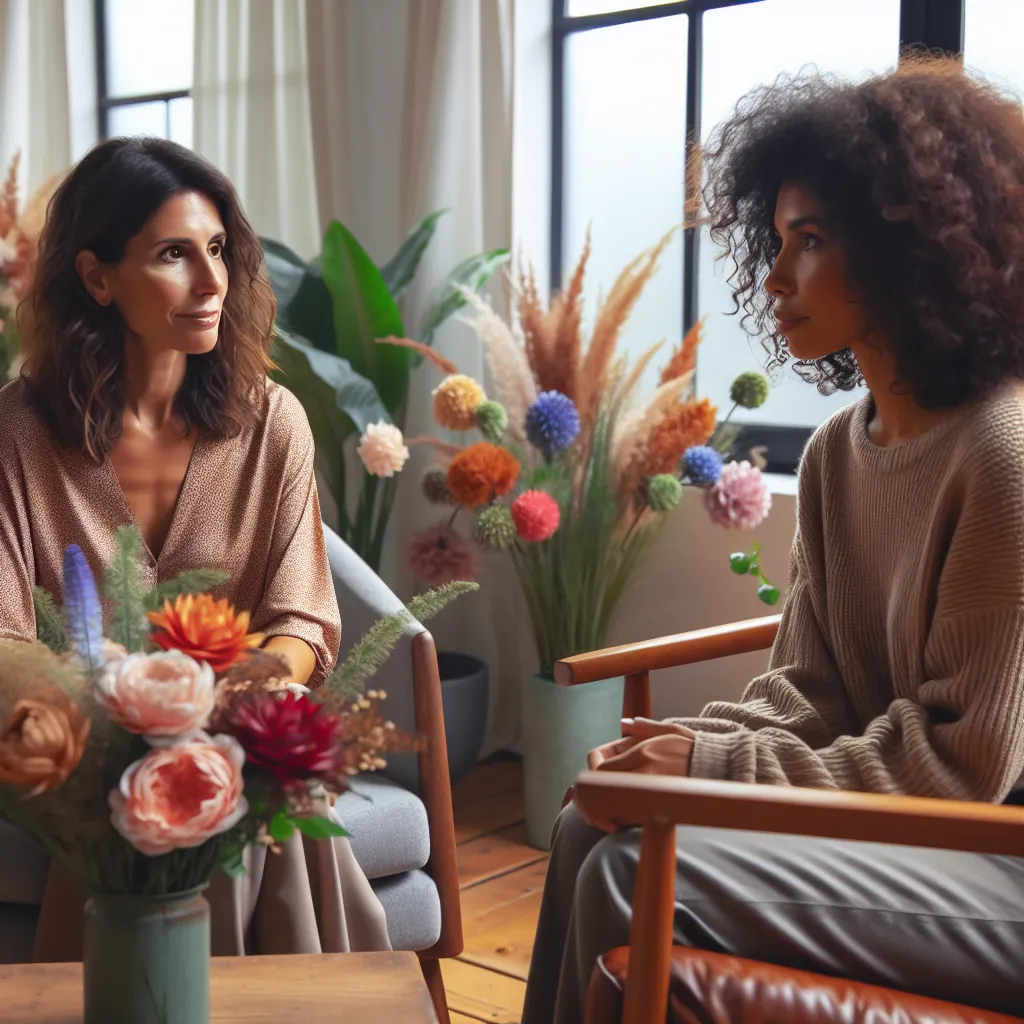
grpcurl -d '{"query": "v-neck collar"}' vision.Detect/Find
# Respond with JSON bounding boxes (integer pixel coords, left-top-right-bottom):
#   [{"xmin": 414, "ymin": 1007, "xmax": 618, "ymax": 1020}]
[{"xmin": 102, "ymin": 432, "xmax": 208, "ymax": 567}]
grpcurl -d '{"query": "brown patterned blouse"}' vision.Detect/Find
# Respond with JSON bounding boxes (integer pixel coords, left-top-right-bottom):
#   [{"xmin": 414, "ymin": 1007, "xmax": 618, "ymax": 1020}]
[{"xmin": 0, "ymin": 377, "xmax": 341, "ymax": 686}]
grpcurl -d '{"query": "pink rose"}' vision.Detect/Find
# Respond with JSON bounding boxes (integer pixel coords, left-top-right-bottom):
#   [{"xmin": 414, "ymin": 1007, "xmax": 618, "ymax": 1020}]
[
  {"xmin": 109, "ymin": 734, "xmax": 248, "ymax": 856},
  {"xmin": 96, "ymin": 650, "xmax": 215, "ymax": 742}
]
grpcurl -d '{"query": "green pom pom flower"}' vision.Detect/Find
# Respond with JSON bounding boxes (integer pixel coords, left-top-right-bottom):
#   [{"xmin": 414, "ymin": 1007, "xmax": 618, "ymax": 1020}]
[
  {"xmin": 475, "ymin": 400, "xmax": 508, "ymax": 444},
  {"xmin": 729, "ymin": 371, "xmax": 770, "ymax": 410},
  {"xmin": 422, "ymin": 468, "xmax": 455, "ymax": 505},
  {"xmin": 474, "ymin": 504, "xmax": 517, "ymax": 550},
  {"xmin": 645, "ymin": 474, "xmax": 683, "ymax": 512}
]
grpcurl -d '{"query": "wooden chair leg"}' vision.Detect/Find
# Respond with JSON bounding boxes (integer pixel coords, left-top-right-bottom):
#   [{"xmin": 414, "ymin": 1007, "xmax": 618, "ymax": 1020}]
[
  {"xmin": 419, "ymin": 955, "xmax": 451, "ymax": 1024},
  {"xmin": 622, "ymin": 820, "xmax": 676, "ymax": 1024}
]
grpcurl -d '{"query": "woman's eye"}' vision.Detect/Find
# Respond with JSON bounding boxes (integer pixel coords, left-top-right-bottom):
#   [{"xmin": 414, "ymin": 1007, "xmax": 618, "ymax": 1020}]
[
  {"xmin": 800, "ymin": 232, "xmax": 822, "ymax": 251},
  {"xmin": 209, "ymin": 241, "xmax": 224, "ymax": 259},
  {"xmin": 161, "ymin": 245, "xmax": 184, "ymax": 262}
]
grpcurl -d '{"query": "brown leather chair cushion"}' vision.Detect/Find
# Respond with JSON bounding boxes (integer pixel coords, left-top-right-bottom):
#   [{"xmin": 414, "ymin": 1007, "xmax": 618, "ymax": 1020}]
[{"xmin": 585, "ymin": 946, "xmax": 1024, "ymax": 1024}]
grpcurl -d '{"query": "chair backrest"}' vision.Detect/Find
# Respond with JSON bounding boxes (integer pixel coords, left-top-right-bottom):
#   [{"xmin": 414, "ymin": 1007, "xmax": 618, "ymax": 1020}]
[{"xmin": 322, "ymin": 523, "xmax": 423, "ymax": 793}]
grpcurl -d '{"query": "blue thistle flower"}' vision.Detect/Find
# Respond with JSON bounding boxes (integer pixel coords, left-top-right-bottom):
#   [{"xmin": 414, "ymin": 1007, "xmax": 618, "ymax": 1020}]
[
  {"xmin": 62, "ymin": 545, "xmax": 104, "ymax": 673},
  {"xmin": 525, "ymin": 391, "xmax": 580, "ymax": 457},
  {"xmin": 682, "ymin": 445, "xmax": 723, "ymax": 488}
]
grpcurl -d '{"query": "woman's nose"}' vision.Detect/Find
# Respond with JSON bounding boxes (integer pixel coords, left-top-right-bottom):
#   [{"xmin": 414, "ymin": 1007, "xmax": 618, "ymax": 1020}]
[
  {"xmin": 193, "ymin": 254, "xmax": 224, "ymax": 295},
  {"xmin": 764, "ymin": 255, "xmax": 794, "ymax": 298}
]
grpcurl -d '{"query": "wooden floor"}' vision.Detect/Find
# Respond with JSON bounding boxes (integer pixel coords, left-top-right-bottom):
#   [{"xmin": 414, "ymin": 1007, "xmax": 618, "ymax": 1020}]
[{"xmin": 443, "ymin": 755, "xmax": 547, "ymax": 1024}]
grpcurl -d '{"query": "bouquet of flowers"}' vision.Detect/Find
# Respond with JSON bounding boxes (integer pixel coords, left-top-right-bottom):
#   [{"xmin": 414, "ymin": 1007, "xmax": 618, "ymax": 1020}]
[
  {"xmin": 0, "ymin": 152, "xmax": 56, "ymax": 381},
  {"xmin": 355, "ymin": 231, "xmax": 779, "ymax": 677},
  {"xmin": 0, "ymin": 526, "xmax": 473, "ymax": 894}
]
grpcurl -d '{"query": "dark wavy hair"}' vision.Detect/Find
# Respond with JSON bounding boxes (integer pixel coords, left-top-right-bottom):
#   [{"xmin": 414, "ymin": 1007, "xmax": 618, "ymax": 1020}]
[
  {"xmin": 703, "ymin": 57, "xmax": 1024, "ymax": 408},
  {"xmin": 19, "ymin": 137, "xmax": 275, "ymax": 460}
]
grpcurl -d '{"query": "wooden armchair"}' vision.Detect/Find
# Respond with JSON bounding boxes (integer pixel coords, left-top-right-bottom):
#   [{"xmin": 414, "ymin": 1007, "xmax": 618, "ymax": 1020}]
[{"xmin": 555, "ymin": 617, "xmax": 1024, "ymax": 1024}]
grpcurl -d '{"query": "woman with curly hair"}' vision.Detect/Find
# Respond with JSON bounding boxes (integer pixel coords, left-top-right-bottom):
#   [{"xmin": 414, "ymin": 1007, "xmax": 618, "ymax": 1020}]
[
  {"xmin": 523, "ymin": 59, "xmax": 1024, "ymax": 1023},
  {"xmin": 0, "ymin": 138, "xmax": 391, "ymax": 960}
]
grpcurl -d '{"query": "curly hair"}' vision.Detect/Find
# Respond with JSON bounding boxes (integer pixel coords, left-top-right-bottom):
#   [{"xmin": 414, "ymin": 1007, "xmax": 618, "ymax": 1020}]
[
  {"xmin": 703, "ymin": 58, "xmax": 1024, "ymax": 408},
  {"xmin": 19, "ymin": 137, "xmax": 275, "ymax": 461}
]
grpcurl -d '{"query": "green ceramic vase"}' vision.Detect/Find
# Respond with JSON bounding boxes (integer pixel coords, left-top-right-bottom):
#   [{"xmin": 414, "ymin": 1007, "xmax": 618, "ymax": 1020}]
[
  {"xmin": 521, "ymin": 672, "xmax": 625, "ymax": 850},
  {"xmin": 83, "ymin": 886, "xmax": 210, "ymax": 1024}
]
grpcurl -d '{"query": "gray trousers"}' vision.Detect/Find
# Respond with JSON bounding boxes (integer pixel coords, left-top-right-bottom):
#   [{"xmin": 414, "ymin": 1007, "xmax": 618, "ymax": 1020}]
[{"xmin": 521, "ymin": 802, "xmax": 1024, "ymax": 1024}]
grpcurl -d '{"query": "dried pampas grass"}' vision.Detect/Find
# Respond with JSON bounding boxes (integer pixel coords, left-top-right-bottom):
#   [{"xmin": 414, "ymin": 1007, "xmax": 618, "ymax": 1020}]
[
  {"xmin": 610, "ymin": 370, "xmax": 693, "ymax": 484},
  {"xmin": 456, "ymin": 286, "xmax": 537, "ymax": 441}
]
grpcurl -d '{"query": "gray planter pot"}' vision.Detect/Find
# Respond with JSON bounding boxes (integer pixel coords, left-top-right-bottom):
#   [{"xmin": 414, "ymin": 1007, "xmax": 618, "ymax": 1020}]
[
  {"xmin": 521, "ymin": 673, "xmax": 625, "ymax": 850},
  {"xmin": 438, "ymin": 651, "xmax": 489, "ymax": 785}
]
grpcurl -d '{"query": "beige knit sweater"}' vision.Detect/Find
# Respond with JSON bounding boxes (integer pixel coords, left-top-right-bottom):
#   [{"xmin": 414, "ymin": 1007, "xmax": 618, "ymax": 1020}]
[{"xmin": 677, "ymin": 387, "xmax": 1024, "ymax": 801}]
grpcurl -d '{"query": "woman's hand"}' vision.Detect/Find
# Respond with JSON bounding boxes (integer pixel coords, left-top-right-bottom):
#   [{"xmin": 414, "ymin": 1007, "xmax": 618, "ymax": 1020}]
[{"xmin": 577, "ymin": 718, "xmax": 695, "ymax": 832}]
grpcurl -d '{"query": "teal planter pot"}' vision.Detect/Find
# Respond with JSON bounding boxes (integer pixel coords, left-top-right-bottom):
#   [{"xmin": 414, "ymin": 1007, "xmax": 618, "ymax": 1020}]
[
  {"xmin": 521, "ymin": 673, "xmax": 625, "ymax": 850},
  {"xmin": 83, "ymin": 886, "xmax": 210, "ymax": 1024}
]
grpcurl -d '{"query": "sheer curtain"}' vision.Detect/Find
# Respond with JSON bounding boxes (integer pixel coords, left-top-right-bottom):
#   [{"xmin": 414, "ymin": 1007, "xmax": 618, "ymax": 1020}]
[
  {"xmin": 192, "ymin": 0, "xmax": 321, "ymax": 257},
  {"xmin": 0, "ymin": 0, "xmax": 92, "ymax": 196}
]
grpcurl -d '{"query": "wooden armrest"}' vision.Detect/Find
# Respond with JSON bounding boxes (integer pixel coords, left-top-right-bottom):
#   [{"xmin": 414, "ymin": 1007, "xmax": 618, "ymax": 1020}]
[
  {"xmin": 572, "ymin": 771, "xmax": 1024, "ymax": 856},
  {"xmin": 553, "ymin": 616, "xmax": 781, "ymax": 686}
]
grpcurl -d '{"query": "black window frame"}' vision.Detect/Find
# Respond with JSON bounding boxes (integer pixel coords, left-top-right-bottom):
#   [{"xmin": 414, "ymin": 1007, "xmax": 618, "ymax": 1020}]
[
  {"xmin": 94, "ymin": 0, "xmax": 192, "ymax": 142},
  {"xmin": 550, "ymin": 0, "xmax": 966, "ymax": 473}
]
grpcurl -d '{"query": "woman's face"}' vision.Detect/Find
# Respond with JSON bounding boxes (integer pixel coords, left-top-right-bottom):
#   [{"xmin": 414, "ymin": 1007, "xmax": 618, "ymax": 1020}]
[
  {"xmin": 76, "ymin": 190, "xmax": 228, "ymax": 356},
  {"xmin": 764, "ymin": 181, "xmax": 866, "ymax": 362}
]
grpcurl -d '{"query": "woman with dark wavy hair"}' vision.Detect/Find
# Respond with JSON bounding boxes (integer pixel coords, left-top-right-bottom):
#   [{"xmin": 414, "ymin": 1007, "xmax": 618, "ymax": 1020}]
[
  {"xmin": 524, "ymin": 59, "xmax": 1024, "ymax": 1024},
  {"xmin": 0, "ymin": 137, "xmax": 391, "ymax": 960}
]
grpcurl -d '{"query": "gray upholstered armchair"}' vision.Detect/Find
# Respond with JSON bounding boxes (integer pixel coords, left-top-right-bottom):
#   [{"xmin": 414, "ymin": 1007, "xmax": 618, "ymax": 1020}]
[{"xmin": 0, "ymin": 524, "xmax": 463, "ymax": 1024}]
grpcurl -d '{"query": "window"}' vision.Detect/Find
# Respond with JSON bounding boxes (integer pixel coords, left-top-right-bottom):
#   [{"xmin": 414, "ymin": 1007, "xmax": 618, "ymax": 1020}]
[
  {"xmin": 97, "ymin": 0, "xmax": 194, "ymax": 146},
  {"xmin": 964, "ymin": 0, "xmax": 1024, "ymax": 100},
  {"xmin": 552, "ymin": 0, "xmax": 969, "ymax": 470}
]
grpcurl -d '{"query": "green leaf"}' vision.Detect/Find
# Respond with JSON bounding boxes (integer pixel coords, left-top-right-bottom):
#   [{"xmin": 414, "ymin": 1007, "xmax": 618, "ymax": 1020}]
[
  {"xmin": 729, "ymin": 552, "xmax": 752, "ymax": 576},
  {"xmin": 268, "ymin": 809, "xmax": 295, "ymax": 844},
  {"xmin": 218, "ymin": 841, "xmax": 247, "ymax": 878},
  {"xmin": 418, "ymin": 248, "xmax": 510, "ymax": 347},
  {"xmin": 144, "ymin": 570, "xmax": 230, "ymax": 613},
  {"xmin": 757, "ymin": 583, "xmax": 781, "ymax": 607},
  {"xmin": 320, "ymin": 220, "xmax": 409, "ymax": 414},
  {"xmin": 104, "ymin": 526, "xmax": 149, "ymax": 652},
  {"xmin": 262, "ymin": 239, "xmax": 337, "ymax": 354},
  {"xmin": 33, "ymin": 587, "xmax": 68, "ymax": 653},
  {"xmin": 293, "ymin": 815, "xmax": 349, "ymax": 840},
  {"xmin": 379, "ymin": 210, "xmax": 447, "ymax": 301}
]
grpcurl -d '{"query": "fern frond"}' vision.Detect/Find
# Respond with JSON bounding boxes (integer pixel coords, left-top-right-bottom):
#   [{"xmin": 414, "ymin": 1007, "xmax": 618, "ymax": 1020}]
[
  {"xmin": 406, "ymin": 580, "xmax": 478, "ymax": 622},
  {"xmin": 325, "ymin": 582, "xmax": 478, "ymax": 700},
  {"xmin": 104, "ymin": 526, "xmax": 149, "ymax": 652},
  {"xmin": 144, "ymin": 570, "xmax": 230, "ymax": 612},
  {"xmin": 33, "ymin": 587, "xmax": 67, "ymax": 654}
]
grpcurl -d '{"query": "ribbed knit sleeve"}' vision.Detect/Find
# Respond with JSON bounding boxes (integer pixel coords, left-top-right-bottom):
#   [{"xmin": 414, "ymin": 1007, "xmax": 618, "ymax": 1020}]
[{"xmin": 674, "ymin": 397, "xmax": 1024, "ymax": 801}]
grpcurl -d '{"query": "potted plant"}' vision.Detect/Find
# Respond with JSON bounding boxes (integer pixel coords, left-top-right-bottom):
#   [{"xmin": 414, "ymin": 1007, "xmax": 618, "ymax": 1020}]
[
  {"xmin": 260, "ymin": 213, "xmax": 508, "ymax": 574},
  {"xmin": 3, "ymin": 526, "xmax": 473, "ymax": 1022},
  {"xmin": 385, "ymin": 230, "xmax": 779, "ymax": 847}
]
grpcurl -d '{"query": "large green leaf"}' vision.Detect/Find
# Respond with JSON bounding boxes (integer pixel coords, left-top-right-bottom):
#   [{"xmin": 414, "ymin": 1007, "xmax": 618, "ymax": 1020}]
[
  {"xmin": 419, "ymin": 248, "xmax": 511, "ymax": 347},
  {"xmin": 379, "ymin": 210, "xmax": 447, "ymax": 301},
  {"xmin": 261, "ymin": 238, "xmax": 336, "ymax": 354},
  {"xmin": 320, "ymin": 220, "xmax": 409, "ymax": 415}
]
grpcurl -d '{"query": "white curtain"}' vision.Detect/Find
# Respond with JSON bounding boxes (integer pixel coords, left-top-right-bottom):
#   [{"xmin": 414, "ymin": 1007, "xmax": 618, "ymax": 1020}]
[
  {"xmin": 0, "ymin": 0, "xmax": 92, "ymax": 197},
  {"xmin": 192, "ymin": 0, "xmax": 321, "ymax": 257}
]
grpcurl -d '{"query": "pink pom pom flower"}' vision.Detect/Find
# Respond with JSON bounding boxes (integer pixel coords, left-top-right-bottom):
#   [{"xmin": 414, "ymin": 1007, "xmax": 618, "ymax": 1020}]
[
  {"xmin": 406, "ymin": 521, "xmax": 478, "ymax": 586},
  {"xmin": 511, "ymin": 490, "xmax": 560, "ymax": 542},
  {"xmin": 704, "ymin": 460, "xmax": 772, "ymax": 530}
]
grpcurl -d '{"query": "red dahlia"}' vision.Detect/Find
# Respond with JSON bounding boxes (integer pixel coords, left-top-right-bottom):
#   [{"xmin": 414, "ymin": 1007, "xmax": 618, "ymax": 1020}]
[{"xmin": 226, "ymin": 692, "xmax": 341, "ymax": 782}]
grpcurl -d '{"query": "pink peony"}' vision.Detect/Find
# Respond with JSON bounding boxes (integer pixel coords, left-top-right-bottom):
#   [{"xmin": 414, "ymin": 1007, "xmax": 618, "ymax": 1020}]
[
  {"xmin": 704, "ymin": 460, "xmax": 772, "ymax": 530},
  {"xmin": 96, "ymin": 650, "xmax": 216, "ymax": 743},
  {"xmin": 357, "ymin": 421, "xmax": 410, "ymax": 478},
  {"xmin": 511, "ymin": 490, "xmax": 560, "ymax": 542},
  {"xmin": 406, "ymin": 521, "xmax": 477, "ymax": 586},
  {"xmin": 109, "ymin": 734, "xmax": 247, "ymax": 856}
]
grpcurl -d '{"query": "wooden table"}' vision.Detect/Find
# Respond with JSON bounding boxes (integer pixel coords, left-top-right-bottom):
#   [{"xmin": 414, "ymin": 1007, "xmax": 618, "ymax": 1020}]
[{"xmin": 0, "ymin": 952, "xmax": 439, "ymax": 1023}]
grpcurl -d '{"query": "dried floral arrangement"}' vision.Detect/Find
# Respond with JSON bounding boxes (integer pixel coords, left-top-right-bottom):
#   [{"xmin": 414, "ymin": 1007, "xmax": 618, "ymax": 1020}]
[
  {"xmin": 0, "ymin": 152, "xmax": 59, "ymax": 381},
  {"xmin": 0, "ymin": 526, "xmax": 474, "ymax": 894},
  {"xmin": 353, "ymin": 230, "xmax": 778, "ymax": 678}
]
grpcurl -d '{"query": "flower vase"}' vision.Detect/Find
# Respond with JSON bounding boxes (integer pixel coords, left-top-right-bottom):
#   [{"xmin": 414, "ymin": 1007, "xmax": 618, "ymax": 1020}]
[
  {"xmin": 83, "ymin": 886, "xmax": 210, "ymax": 1024},
  {"xmin": 521, "ymin": 672, "xmax": 625, "ymax": 850}
]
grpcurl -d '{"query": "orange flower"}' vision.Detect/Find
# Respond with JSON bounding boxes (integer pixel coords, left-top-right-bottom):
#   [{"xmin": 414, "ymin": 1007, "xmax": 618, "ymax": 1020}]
[
  {"xmin": 0, "ymin": 698, "xmax": 91, "ymax": 797},
  {"xmin": 658, "ymin": 318, "xmax": 704, "ymax": 386},
  {"xmin": 147, "ymin": 594, "xmax": 265, "ymax": 675},
  {"xmin": 446, "ymin": 442, "xmax": 520, "ymax": 508},
  {"xmin": 643, "ymin": 398, "xmax": 717, "ymax": 476}
]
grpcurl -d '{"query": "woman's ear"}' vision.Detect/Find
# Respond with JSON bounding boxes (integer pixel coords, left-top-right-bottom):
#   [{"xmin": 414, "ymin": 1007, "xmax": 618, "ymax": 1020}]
[{"xmin": 75, "ymin": 250, "xmax": 113, "ymax": 306}]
